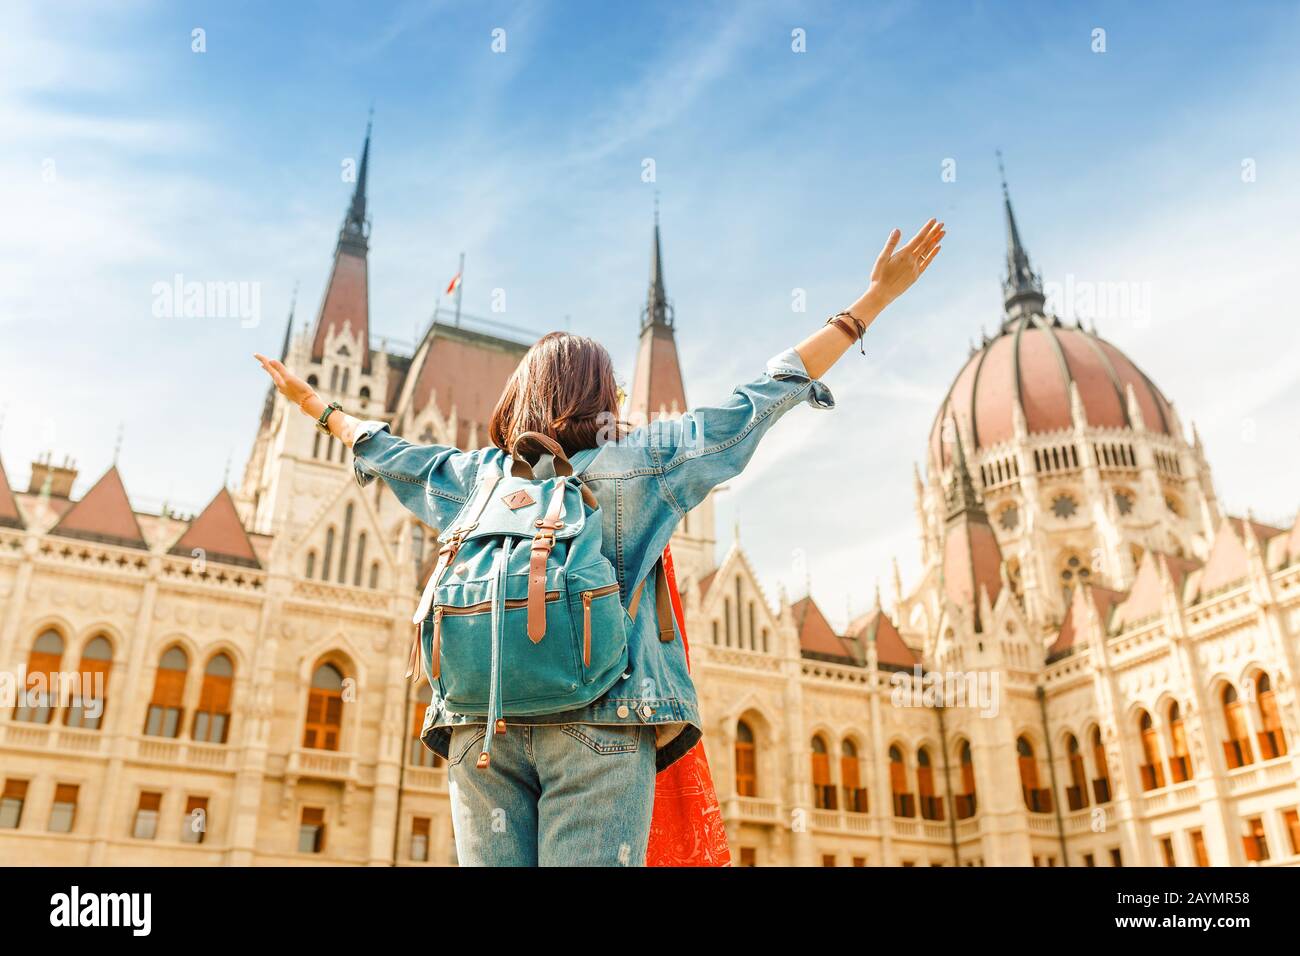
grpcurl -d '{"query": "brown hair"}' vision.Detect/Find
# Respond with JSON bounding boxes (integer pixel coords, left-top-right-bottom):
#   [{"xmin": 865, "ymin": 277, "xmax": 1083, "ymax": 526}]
[{"xmin": 488, "ymin": 331, "xmax": 625, "ymax": 460}]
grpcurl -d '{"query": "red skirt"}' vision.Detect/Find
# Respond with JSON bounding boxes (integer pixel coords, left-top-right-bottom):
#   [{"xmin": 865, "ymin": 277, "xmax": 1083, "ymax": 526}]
[{"xmin": 645, "ymin": 545, "xmax": 731, "ymax": 867}]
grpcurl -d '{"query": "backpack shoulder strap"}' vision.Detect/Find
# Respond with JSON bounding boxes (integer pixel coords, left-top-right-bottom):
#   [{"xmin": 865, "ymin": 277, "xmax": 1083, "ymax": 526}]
[{"xmin": 626, "ymin": 558, "xmax": 675, "ymax": 644}]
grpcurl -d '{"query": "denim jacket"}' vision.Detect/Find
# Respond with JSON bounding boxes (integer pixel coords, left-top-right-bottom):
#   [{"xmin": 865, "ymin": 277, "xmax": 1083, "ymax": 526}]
[{"xmin": 351, "ymin": 347, "xmax": 834, "ymax": 771}]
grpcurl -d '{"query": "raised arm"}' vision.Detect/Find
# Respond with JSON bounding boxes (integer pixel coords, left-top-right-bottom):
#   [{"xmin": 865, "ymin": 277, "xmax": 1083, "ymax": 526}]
[
  {"xmin": 254, "ymin": 354, "xmax": 481, "ymax": 529},
  {"xmin": 644, "ymin": 219, "xmax": 944, "ymax": 518}
]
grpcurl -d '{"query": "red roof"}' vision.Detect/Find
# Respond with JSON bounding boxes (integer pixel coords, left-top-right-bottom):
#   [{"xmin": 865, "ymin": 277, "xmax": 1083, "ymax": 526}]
[
  {"xmin": 1113, "ymin": 550, "xmax": 1200, "ymax": 630},
  {"xmin": 930, "ymin": 322, "xmax": 1174, "ymax": 471},
  {"xmin": 169, "ymin": 487, "xmax": 260, "ymax": 568},
  {"xmin": 0, "ymin": 456, "xmax": 22, "ymax": 528},
  {"xmin": 50, "ymin": 466, "xmax": 147, "ymax": 549},
  {"xmin": 1197, "ymin": 518, "xmax": 1255, "ymax": 599},
  {"xmin": 792, "ymin": 595, "xmax": 858, "ymax": 663},
  {"xmin": 1048, "ymin": 584, "xmax": 1124, "ymax": 659},
  {"xmin": 309, "ymin": 247, "xmax": 370, "ymax": 372},
  {"xmin": 629, "ymin": 321, "xmax": 687, "ymax": 421},
  {"xmin": 400, "ymin": 323, "xmax": 530, "ymax": 449},
  {"xmin": 855, "ymin": 609, "xmax": 918, "ymax": 670},
  {"xmin": 942, "ymin": 519, "xmax": 1003, "ymax": 626}
]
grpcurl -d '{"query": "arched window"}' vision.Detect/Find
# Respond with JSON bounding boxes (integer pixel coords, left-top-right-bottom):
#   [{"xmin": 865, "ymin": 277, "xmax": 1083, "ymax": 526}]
[
  {"xmin": 409, "ymin": 684, "xmax": 440, "ymax": 767},
  {"xmin": 144, "ymin": 646, "xmax": 189, "ymax": 738},
  {"xmin": 1167, "ymin": 702, "xmax": 1193, "ymax": 782},
  {"xmin": 1090, "ymin": 726, "xmax": 1112, "ymax": 803},
  {"xmin": 1065, "ymin": 734, "xmax": 1089, "ymax": 810},
  {"xmin": 889, "ymin": 745, "xmax": 914, "ymax": 817},
  {"xmin": 748, "ymin": 601, "xmax": 756, "ymax": 651},
  {"xmin": 955, "ymin": 740, "xmax": 977, "ymax": 818},
  {"xmin": 841, "ymin": 740, "xmax": 867, "ymax": 813},
  {"xmin": 734, "ymin": 720, "xmax": 756, "ymax": 797},
  {"xmin": 1255, "ymin": 673, "xmax": 1288, "ymax": 759},
  {"xmin": 810, "ymin": 735, "xmax": 836, "ymax": 810},
  {"xmin": 193, "ymin": 653, "xmax": 234, "ymax": 744},
  {"xmin": 1138, "ymin": 710, "xmax": 1166, "ymax": 789},
  {"xmin": 65, "ymin": 635, "xmax": 112, "ymax": 730},
  {"xmin": 329, "ymin": 366, "xmax": 339, "ymax": 391},
  {"xmin": 917, "ymin": 747, "xmax": 943, "ymax": 820},
  {"xmin": 15, "ymin": 629, "xmax": 63, "ymax": 723},
  {"xmin": 723, "ymin": 597, "xmax": 732, "ymax": 646},
  {"xmin": 303, "ymin": 663, "xmax": 345, "ymax": 751},
  {"xmin": 369, "ymin": 561, "xmax": 381, "ymax": 590},
  {"xmin": 305, "ymin": 550, "xmax": 316, "ymax": 579},
  {"xmin": 1018, "ymin": 736, "xmax": 1050, "ymax": 813},
  {"xmin": 1221, "ymin": 685, "xmax": 1254, "ymax": 769},
  {"xmin": 353, "ymin": 532, "xmax": 368, "ymax": 587}
]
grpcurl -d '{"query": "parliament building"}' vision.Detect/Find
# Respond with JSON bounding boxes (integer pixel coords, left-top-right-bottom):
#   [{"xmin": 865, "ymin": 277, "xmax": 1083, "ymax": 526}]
[{"xmin": 3, "ymin": 126, "xmax": 1298, "ymax": 867}]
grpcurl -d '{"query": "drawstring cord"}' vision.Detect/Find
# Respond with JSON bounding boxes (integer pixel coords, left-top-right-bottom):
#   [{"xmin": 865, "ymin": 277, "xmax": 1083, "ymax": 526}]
[{"xmin": 477, "ymin": 539, "xmax": 512, "ymax": 769}]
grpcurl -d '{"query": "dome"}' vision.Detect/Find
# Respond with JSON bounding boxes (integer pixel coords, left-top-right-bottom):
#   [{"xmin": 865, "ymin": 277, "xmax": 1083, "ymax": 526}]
[
  {"xmin": 928, "ymin": 314, "xmax": 1175, "ymax": 471},
  {"xmin": 929, "ymin": 180, "xmax": 1175, "ymax": 473}
]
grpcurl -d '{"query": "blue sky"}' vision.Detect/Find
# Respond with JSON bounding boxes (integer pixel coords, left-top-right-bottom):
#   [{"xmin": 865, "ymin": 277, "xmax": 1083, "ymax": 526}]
[{"xmin": 2, "ymin": 0, "xmax": 1298, "ymax": 625}]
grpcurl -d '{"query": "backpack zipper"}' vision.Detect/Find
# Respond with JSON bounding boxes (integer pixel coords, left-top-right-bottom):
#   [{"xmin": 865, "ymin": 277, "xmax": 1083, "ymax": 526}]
[
  {"xmin": 430, "ymin": 593, "xmax": 560, "ymax": 681},
  {"xmin": 581, "ymin": 583, "xmax": 621, "ymax": 668}
]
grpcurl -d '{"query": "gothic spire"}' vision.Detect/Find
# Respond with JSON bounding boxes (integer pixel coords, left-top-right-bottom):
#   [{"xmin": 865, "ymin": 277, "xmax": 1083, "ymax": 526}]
[
  {"xmin": 628, "ymin": 204, "xmax": 687, "ymax": 420},
  {"xmin": 310, "ymin": 117, "xmax": 373, "ymax": 371},
  {"xmin": 944, "ymin": 418, "xmax": 986, "ymax": 523},
  {"xmin": 642, "ymin": 199, "xmax": 672, "ymax": 330},
  {"xmin": 339, "ymin": 116, "xmax": 372, "ymax": 256},
  {"xmin": 998, "ymin": 152, "xmax": 1046, "ymax": 323}
]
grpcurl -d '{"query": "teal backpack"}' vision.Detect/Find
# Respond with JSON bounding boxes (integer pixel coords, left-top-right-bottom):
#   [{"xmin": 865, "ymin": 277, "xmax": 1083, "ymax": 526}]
[{"xmin": 404, "ymin": 432, "xmax": 671, "ymax": 769}]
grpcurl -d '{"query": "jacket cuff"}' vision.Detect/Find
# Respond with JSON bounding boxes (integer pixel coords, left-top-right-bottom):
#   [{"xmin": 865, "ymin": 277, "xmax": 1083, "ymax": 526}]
[
  {"xmin": 765, "ymin": 347, "xmax": 836, "ymax": 409},
  {"xmin": 351, "ymin": 420, "xmax": 391, "ymax": 488}
]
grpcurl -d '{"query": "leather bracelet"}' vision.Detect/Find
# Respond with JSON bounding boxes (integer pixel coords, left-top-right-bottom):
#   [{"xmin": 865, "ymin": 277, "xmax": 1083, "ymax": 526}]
[{"xmin": 827, "ymin": 312, "xmax": 866, "ymax": 355}]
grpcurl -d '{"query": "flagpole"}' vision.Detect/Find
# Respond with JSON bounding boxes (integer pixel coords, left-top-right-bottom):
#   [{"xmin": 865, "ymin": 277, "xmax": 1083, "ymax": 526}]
[{"xmin": 454, "ymin": 251, "xmax": 464, "ymax": 327}]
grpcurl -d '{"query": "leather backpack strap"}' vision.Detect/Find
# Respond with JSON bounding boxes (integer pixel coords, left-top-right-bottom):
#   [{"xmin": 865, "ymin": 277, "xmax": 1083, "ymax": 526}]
[
  {"xmin": 406, "ymin": 462, "xmax": 501, "ymax": 680},
  {"xmin": 526, "ymin": 481, "xmax": 567, "ymax": 643},
  {"xmin": 509, "ymin": 431, "xmax": 573, "ymax": 478},
  {"xmin": 626, "ymin": 557, "xmax": 676, "ymax": 644}
]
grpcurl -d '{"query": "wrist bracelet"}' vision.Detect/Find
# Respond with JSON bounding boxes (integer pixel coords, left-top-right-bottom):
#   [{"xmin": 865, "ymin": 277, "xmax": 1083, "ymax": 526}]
[{"xmin": 827, "ymin": 312, "xmax": 866, "ymax": 355}]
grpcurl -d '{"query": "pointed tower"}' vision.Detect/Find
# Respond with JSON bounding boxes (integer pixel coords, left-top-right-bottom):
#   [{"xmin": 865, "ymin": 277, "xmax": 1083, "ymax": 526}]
[
  {"xmin": 998, "ymin": 153, "xmax": 1046, "ymax": 322},
  {"xmin": 628, "ymin": 209, "xmax": 687, "ymax": 421},
  {"xmin": 309, "ymin": 120, "xmax": 373, "ymax": 373},
  {"xmin": 940, "ymin": 422, "xmax": 1003, "ymax": 634},
  {"xmin": 239, "ymin": 118, "xmax": 394, "ymax": 538},
  {"xmin": 626, "ymin": 210, "xmax": 714, "ymax": 584}
]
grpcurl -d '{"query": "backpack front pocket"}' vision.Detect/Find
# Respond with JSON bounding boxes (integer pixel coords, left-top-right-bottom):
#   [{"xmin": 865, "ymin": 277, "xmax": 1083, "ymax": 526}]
[
  {"xmin": 433, "ymin": 590, "xmax": 583, "ymax": 714},
  {"xmin": 575, "ymin": 583, "xmax": 624, "ymax": 684}
]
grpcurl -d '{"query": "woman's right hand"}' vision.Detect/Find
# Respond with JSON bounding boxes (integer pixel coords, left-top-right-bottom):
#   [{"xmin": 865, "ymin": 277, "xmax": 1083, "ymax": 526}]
[
  {"xmin": 255, "ymin": 353, "xmax": 316, "ymax": 408},
  {"xmin": 855, "ymin": 218, "xmax": 944, "ymax": 319}
]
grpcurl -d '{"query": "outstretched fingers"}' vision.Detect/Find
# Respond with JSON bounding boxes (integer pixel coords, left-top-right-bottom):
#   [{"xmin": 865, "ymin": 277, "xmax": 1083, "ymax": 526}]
[
  {"xmin": 873, "ymin": 228, "xmax": 902, "ymax": 272},
  {"xmin": 902, "ymin": 218, "xmax": 938, "ymax": 254}
]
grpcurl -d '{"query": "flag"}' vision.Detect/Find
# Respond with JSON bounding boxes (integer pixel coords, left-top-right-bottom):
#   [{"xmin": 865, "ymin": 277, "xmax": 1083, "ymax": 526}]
[{"xmin": 444, "ymin": 272, "xmax": 462, "ymax": 296}]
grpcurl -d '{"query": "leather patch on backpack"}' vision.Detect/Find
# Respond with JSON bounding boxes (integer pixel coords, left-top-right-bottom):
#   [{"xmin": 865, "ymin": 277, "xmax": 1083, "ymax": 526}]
[{"xmin": 502, "ymin": 489, "xmax": 536, "ymax": 510}]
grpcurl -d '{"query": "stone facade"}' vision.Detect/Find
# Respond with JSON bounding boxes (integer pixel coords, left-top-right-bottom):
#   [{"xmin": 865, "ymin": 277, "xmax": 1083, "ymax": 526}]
[{"xmin": 2, "ymin": 136, "xmax": 1297, "ymax": 867}]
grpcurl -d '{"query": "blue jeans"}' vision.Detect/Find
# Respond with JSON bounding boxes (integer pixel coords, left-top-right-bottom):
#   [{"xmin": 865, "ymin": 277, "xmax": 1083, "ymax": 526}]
[{"xmin": 447, "ymin": 722, "xmax": 657, "ymax": 866}]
